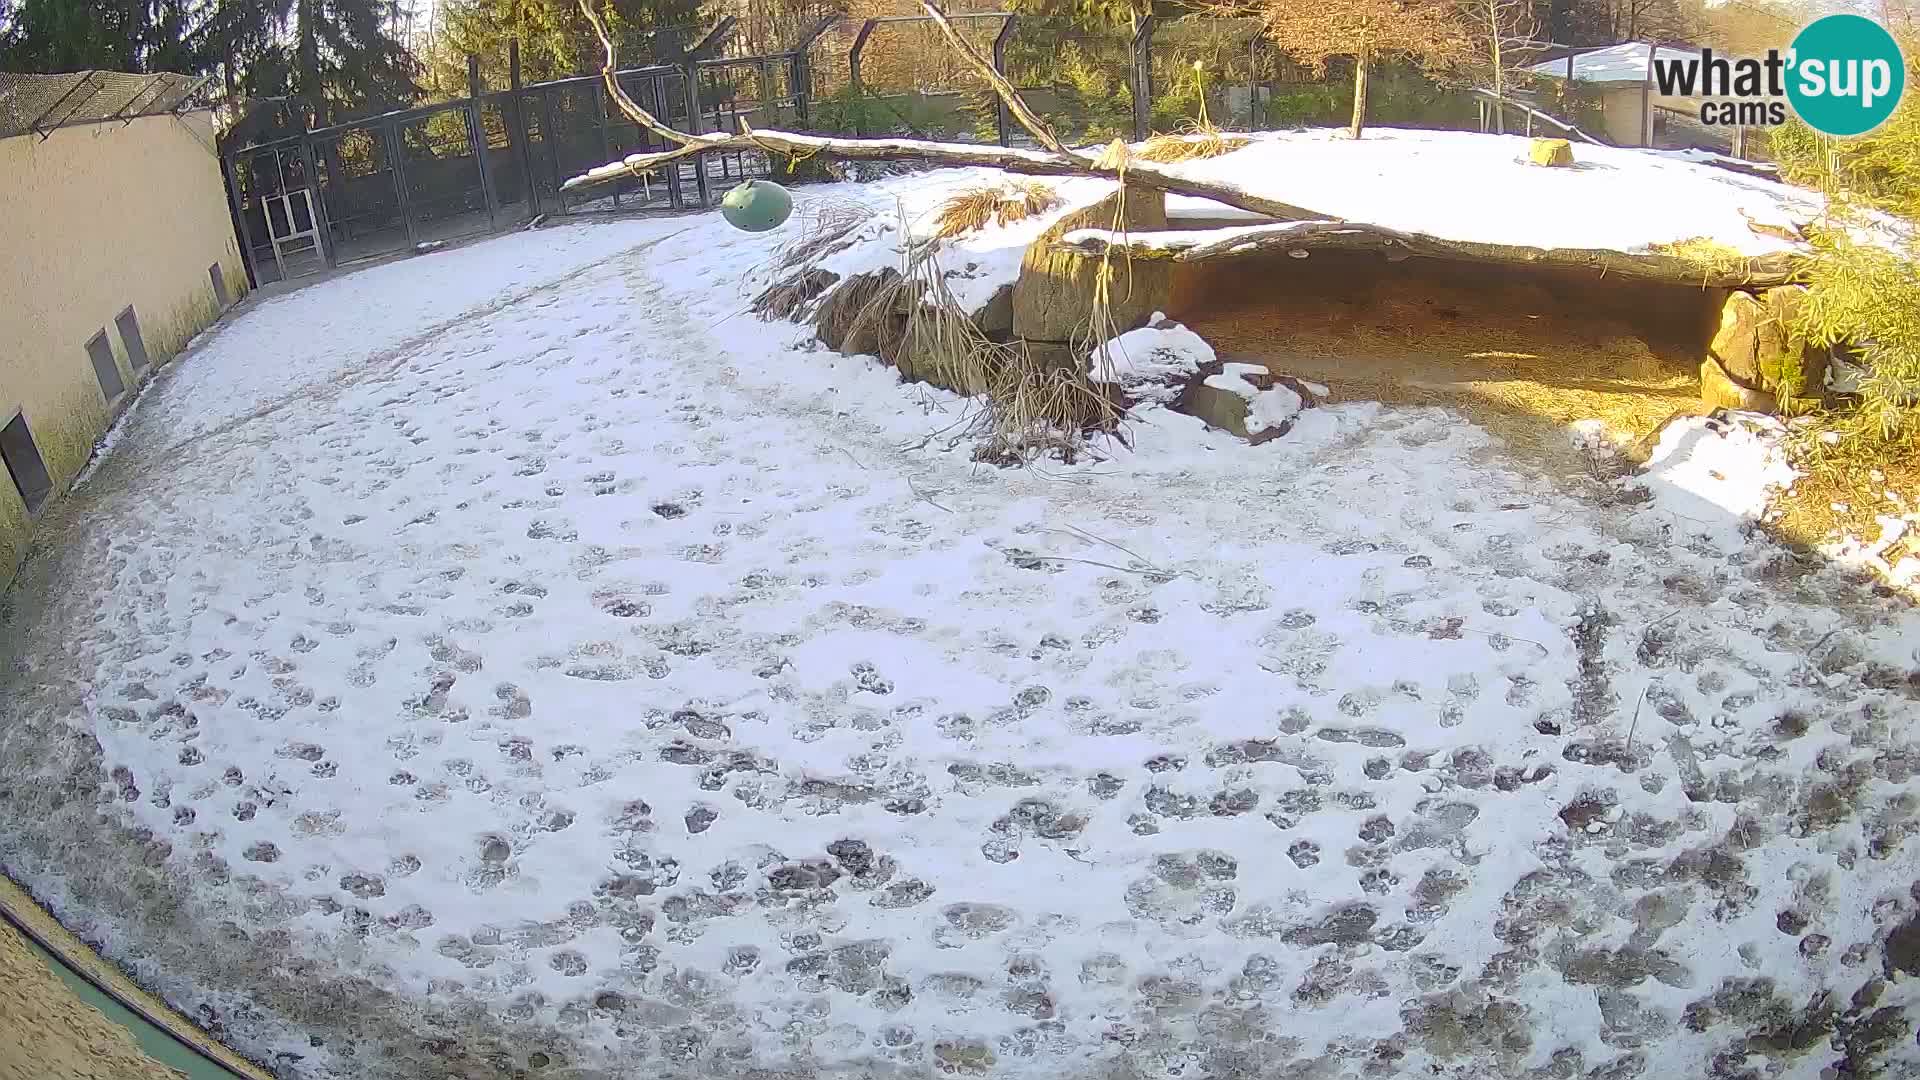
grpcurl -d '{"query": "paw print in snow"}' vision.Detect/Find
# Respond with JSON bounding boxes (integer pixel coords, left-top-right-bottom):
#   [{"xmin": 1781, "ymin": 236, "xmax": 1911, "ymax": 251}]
[{"xmin": 851, "ymin": 662, "xmax": 893, "ymax": 695}]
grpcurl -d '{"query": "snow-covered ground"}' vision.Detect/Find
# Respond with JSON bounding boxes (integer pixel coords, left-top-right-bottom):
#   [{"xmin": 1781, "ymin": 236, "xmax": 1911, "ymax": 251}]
[
  {"xmin": 4, "ymin": 175, "xmax": 1920, "ymax": 1080},
  {"xmin": 582, "ymin": 129, "xmax": 1908, "ymax": 258},
  {"xmin": 1163, "ymin": 129, "xmax": 1896, "ymax": 255}
]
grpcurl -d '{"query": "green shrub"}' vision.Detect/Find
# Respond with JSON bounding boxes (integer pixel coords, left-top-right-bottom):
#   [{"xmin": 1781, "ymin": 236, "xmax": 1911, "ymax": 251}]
[
  {"xmin": 1796, "ymin": 227, "xmax": 1920, "ymax": 447},
  {"xmin": 1770, "ymin": 31, "xmax": 1920, "ymax": 457},
  {"xmin": 1763, "ymin": 32, "xmax": 1919, "ymax": 219}
]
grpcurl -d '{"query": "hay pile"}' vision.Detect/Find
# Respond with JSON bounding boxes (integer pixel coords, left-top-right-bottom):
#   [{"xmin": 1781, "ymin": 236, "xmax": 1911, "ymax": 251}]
[
  {"xmin": 1133, "ymin": 128, "xmax": 1251, "ymax": 164},
  {"xmin": 761, "ymin": 183, "xmax": 1137, "ymax": 462},
  {"xmin": 752, "ymin": 268, "xmax": 840, "ymax": 322},
  {"xmin": 930, "ymin": 181, "xmax": 1062, "ymax": 240}
]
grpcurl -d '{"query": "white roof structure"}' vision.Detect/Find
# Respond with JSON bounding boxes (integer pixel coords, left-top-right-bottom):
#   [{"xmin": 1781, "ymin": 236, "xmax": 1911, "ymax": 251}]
[{"xmin": 1529, "ymin": 42, "xmax": 1665, "ymax": 83}]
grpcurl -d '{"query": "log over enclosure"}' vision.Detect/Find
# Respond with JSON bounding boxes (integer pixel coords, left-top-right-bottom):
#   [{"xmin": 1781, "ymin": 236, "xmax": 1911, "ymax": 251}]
[{"xmin": 1050, "ymin": 221, "xmax": 1803, "ymax": 289}]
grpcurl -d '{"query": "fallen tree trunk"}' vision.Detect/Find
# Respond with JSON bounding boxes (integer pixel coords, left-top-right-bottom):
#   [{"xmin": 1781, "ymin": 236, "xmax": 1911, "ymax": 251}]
[
  {"xmin": 1051, "ymin": 221, "xmax": 1805, "ymax": 288},
  {"xmin": 564, "ymin": 133, "xmax": 1335, "ymax": 224}
]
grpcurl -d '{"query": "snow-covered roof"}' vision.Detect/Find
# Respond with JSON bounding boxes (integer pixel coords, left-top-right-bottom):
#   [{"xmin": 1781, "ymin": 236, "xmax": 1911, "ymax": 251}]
[
  {"xmin": 1529, "ymin": 42, "xmax": 1664, "ymax": 83},
  {"xmin": 1162, "ymin": 128, "xmax": 1905, "ymax": 257}
]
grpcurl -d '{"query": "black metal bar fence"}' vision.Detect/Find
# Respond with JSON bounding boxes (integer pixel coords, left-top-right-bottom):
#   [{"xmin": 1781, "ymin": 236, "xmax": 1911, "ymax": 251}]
[{"xmin": 218, "ymin": 14, "xmax": 1379, "ymax": 287}]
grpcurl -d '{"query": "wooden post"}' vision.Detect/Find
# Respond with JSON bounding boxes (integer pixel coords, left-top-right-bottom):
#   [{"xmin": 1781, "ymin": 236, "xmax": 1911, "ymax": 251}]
[
  {"xmin": 1247, "ymin": 37, "xmax": 1258, "ymax": 129},
  {"xmin": 1350, "ymin": 41, "xmax": 1371, "ymax": 139},
  {"xmin": 992, "ymin": 15, "xmax": 1016, "ymax": 147},
  {"xmin": 1129, "ymin": 15, "xmax": 1157, "ymax": 143},
  {"xmin": 1640, "ymin": 44, "xmax": 1654, "ymax": 147},
  {"xmin": 849, "ymin": 19, "xmax": 877, "ymax": 138}
]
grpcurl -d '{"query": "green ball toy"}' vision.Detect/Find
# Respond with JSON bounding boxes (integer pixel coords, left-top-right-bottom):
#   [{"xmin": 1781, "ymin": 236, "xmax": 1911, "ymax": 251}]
[{"xmin": 720, "ymin": 179, "xmax": 793, "ymax": 233}]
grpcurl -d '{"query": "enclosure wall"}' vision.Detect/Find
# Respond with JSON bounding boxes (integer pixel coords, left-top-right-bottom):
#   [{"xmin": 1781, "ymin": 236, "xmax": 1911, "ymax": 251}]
[{"xmin": 0, "ymin": 109, "xmax": 245, "ymax": 587}]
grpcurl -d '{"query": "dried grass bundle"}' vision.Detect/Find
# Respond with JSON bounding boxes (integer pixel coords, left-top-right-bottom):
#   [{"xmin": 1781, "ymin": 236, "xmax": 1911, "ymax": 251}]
[
  {"xmin": 1134, "ymin": 127, "xmax": 1251, "ymax": 164},
  {"xmin": 929, "ymin": 181, "xmax": 1064, "ymax": 240}
]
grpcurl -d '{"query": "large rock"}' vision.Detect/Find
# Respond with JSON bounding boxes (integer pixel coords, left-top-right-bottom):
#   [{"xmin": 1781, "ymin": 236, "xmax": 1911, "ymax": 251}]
[
  {"xmin": 1710, "ymin": 291, "xmax": 1769, "ymax": 387},
  {"xmin": 1012, "ymin": 188, "xmax": 1172, "ymax": 343},
  {"xmin": 1183, "ymin": 374, "xmax": 1263, "ymax": 438},
  {"xmin": 974, "ymin": 283, "xmax": 1015, "ymax": 342},
  {"xmin": 1700, "ymin": 356, "xmax": 1776, "ymax": 413},
  {"xmin": 1708, "ymin": 287, "xmax": 1826, "ymax": 407},
  {"xmin": 815, "ymin": 268, "xmax": 906, "ymax": 358},
  {"xmin": 1759, "ymin": 285, "xmax": 1826, "ymax": 402},
  {"xmin": 1174, "ymin": 359, "xmax": 1321, "ymax": 443}
]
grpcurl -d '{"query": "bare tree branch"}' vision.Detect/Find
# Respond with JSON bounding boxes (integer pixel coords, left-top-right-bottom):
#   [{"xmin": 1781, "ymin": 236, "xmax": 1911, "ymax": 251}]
[
  {"xmin": 580, "ymin": 0, "xmax": 704, "ymax": 150},
  {"xmin": 910, "ymin": 1, "xmax": 1078, "ymax": 160}
]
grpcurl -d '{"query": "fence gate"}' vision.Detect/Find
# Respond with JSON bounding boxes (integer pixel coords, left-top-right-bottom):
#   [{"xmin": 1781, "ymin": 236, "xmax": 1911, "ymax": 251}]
[
  {"xmin": 397, "ymin": 102, "xmax": 496, "ymax": 246},
  {"xmin": 312, "ymin": 124, "xmax": 410, "ymax": 265},
  {"xmin": 229, "ymin": 142, "xmax": 327, "ymax": 284},
  {"xmin": 264, "ymin": 188, "xmax": 323, "ymax": 279}
]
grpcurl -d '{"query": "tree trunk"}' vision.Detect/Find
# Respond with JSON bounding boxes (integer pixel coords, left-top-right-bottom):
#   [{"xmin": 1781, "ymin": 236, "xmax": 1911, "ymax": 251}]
[
  {"xmin": 298, "ymin": 0, "xmax": 323, "ymax": 126},
  {"xmin": 1489, "ymin": 4, "xmax": 1504, "ymax": 135},
  {"xmin": 1349, "ymin": 40, "xmax": 1371, "ymax": 139},
  {"xmin": 569, "ymin": 131, "xmax": 1334, "ymax": 221}
]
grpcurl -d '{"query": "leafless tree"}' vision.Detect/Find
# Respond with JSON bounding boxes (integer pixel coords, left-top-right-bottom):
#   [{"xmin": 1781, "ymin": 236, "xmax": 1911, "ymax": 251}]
[
  {"xmin": 1461, "ymin": 0, "xmax": 1535, "ymax": 132},
  {"xmin": 1208, "ymin": 0, "xmax": 1470, "ymax": 138}
]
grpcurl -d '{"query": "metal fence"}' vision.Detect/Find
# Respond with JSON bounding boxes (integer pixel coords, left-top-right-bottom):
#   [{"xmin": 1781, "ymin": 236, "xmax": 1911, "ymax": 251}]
[
  {"xmin": 222, "ymin": 17, "xmax": 839, "ymax": 285},
  {"xmin": 220, "ymin": 13, "xmax": 1404, "ymax": 287},
  {"xmin": 0, "ymin": 71, "xmax": 217, "ymax": 140}
]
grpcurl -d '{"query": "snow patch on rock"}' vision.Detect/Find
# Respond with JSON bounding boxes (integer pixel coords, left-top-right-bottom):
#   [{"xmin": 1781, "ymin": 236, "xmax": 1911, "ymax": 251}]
[{"xmin": 1090, "ymin": 315, "xmax": 1216, "ymax": 403}]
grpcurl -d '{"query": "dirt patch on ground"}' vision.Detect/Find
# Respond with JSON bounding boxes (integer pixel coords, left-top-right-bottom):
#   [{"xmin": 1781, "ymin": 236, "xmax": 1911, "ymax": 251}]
[
  {"xmin": 1770, "ymin": 450, "xmax": 1920, "ymax": 558},
  {"xmin": 1168, "ymin": 250, "xmax": 1724, "ymax": 477}
]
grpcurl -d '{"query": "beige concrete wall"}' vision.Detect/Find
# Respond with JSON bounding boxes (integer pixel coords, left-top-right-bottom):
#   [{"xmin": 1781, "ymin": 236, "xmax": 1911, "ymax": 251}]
[
  {"xmin": 0, "ymin": 109, "xmax": 246, "ymax": 587},
  {"xmin": 1599, "ymin": 85, "xmax": 1649, "ymax": 146}
]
